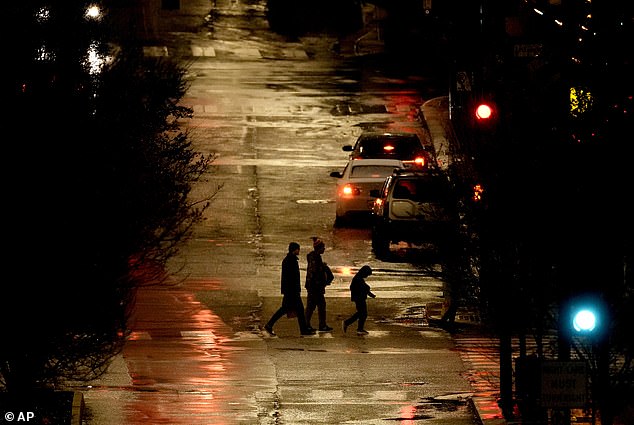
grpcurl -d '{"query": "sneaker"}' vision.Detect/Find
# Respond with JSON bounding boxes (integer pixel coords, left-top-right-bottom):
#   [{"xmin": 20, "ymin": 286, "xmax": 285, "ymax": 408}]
[
  {"xmin": 356, "ymin": 330, "xmax": 369, "ymax": 336},
  {"xmin": 264, "ymin": 325, "xmax": 276, "ymax": 336},
  {"xmin": 319, "ymin": 325, "xmax": 333, "ymax": 332},
  {"xmin": 342, "ymin": 321, "xmax": 348, "ymax": 333},
  {"xmin": 301, "ymin": 329, "xmax": 316, "ymax": 336}
]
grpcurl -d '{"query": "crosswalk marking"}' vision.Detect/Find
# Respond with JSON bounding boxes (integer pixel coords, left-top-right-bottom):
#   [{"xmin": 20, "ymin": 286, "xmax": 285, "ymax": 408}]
[
  {"xmin": 372, "ymin": 391, "xmax": 407, "ymax": 400},
  {"xmin": 191, "ymin": 45, "xmax": 216, "ymax": 57},
  {"xmin": 180, "ymin": 330, "xmax": 218, "ymax": 338},
  {"xmin": 234, "ymin": 47, "xmax": 261, "ymax": 58},
  {"xmin": 151, "ymin": 45, "xmax": 310, "ymax": 60},
  {"xmin": 281, "ymin": 49, "xmax": 308, "ymax": 59}
]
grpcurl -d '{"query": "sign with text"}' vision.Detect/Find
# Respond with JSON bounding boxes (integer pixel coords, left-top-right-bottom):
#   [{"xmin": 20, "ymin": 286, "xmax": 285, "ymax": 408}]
[
  {"xmin": 540, "ymin": 360, "xmax": 587, "ymax": 407},
  {"xmin": 513, "ymin": 43, "xmax": 542, "ymax": 58}
]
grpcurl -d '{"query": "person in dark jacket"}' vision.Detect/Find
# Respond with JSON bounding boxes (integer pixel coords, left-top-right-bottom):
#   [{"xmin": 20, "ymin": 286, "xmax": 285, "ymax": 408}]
[
  {"xmin": 304, "ymin": 237, "xmax": 333, "ymax": 332},
  {"xmin": 264, "ymin": 242, "xmax": 315, "ymax": 336},
  {"xmin": 342, "ymin": 265, "xmax": 376, "ymax": 335}
]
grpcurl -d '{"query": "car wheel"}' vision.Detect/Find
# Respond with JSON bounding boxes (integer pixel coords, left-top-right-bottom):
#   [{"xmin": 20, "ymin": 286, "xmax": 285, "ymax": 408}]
[
  {"xmin": 371, "ymin": 227, "xmax": 390, "ymax": 258},
  {"xmin": 334, "ymin": 215, "xmax": 345, "ymax": 228}
]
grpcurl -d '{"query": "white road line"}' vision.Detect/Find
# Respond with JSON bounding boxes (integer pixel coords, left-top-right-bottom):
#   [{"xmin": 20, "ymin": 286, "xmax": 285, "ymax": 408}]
[
  {"xmin": 234, "ymin": 47, "xmax": 262, "ymax": 58},
  {"xmin": 191, "ymin": 45, "xmax": 216, "ymax": 57}
]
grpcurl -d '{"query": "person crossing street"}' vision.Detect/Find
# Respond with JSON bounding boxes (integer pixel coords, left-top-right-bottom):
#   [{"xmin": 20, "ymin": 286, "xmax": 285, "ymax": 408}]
[
  {"xmin": 342, "ymin": 265, "xmax": 376, "ymax": 335},
  {"xmin": 304, "ymin": 237, "xmax": 333, "ymax": 332},
  {"xmin": 264, "ymin": 242, "xmax": 316, "ymax": 336}
]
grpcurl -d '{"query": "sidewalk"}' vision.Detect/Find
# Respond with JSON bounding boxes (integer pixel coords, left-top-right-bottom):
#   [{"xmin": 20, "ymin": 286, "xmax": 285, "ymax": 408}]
[
  {"xmin": 426, "ymin": 302, "xmax": 507, "ymax": 425},
  {"xmin": 422, "ymin": 98, "xmax": 507, "ymax": 425}
]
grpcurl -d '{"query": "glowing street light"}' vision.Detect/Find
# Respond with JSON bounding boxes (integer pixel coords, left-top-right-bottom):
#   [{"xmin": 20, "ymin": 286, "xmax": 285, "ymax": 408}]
[{"xmin": 85, "ymin": 4, "xmax": 103, "ymax": 21}]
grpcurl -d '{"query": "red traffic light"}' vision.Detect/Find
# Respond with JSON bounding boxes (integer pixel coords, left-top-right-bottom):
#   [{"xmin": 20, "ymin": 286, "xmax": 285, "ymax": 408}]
[{"xmin": 475, "ymin": 103, "xmax": 493, "ymax": 120}]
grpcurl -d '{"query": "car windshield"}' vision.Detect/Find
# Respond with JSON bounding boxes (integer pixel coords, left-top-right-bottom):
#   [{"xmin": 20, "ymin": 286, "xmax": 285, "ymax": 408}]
[
  {"xmin": 350, "ymin": 165, "xmax": 399, "ymax": 178},
  {"xmin": 392, "ymin": 178, "xmax": 449, "ymax": 202},
  {"xmin": 355, "ymin": 135, "xmax": 423, "ymax": 159}
]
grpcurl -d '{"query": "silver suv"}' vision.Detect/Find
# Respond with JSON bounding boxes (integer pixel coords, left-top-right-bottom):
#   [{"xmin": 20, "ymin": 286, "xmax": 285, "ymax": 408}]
[{"xmin": 369, "ymin": 169, "xmax": 456, "ymax": 257}]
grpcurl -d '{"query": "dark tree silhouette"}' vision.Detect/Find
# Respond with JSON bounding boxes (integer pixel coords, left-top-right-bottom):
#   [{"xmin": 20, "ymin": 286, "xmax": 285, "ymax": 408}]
[
  {"xmin": 444, "ymin": 0, "xmax": 633, "ymax": 422},
  {"xmin": 2, "ymin": 3, "xmax": 214, "ymax": 398}
]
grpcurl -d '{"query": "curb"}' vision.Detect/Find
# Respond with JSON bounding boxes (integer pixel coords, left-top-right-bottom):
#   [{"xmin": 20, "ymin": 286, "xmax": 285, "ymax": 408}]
[
  {"xmin": 71, "ymin": 392, "xmax": 84, "ymax": 425},
  {"xmin": 468, "ymin": 397, "xmax": 507, "ymax": 425},
  {"xmin": 421, "ymin": 101, "xmax": 508, "ymax": 425}
]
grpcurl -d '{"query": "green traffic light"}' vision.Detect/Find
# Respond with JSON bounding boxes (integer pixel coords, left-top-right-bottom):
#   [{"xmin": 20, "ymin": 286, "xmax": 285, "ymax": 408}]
[{"xmin": 572, "ymin": 309, "xmax": 597, "ymax": 332}]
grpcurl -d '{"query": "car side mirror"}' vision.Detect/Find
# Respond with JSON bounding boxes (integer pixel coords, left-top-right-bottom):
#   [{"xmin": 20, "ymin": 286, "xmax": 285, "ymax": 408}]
[
  {"xmin": 342, "ymin": 145, "xmax": 353, "ymax": 152},
  {"xmin": 329, "ymin": 171, "xmax": 343, "ymax": 178},
  {"xmin": 369, "ymin": 189, "xmax": 380, "ymax": 198}
]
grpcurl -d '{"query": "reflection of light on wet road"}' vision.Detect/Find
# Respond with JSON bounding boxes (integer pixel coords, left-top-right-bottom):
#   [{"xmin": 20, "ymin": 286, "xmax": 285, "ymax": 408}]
[
  {"xmin": 120, "ymin": 285, "xmax": 266, "ymax": 424},
  {"xmin": 399, "ymin": 404, "xmax": 417, "ymax": 424},
  {"xmin": 340, "ymin": 266, "xmax": 353, "ymax": 276},
  {"xmin": 213, "ymin": 157, "xmax": 346, "ymax": 167},
  {"xmin": 295, "ymin": 199, "xmax": 331, "ymax": 204},
  {"xmin": 373, "ymin": 391, "xmax": 407, "ymax": 400},
  {"xmin": 309, "ymin": 389, "xmax": 343, "ymax": 400}
]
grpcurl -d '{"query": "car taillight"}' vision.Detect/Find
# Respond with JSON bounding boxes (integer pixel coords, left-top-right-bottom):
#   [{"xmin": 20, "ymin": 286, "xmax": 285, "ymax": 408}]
[
  {"xmin": 374, "ymin": 198, "xmax": 383, "ymax": 206},
  {"xmin": 383, "ymin": 145, "xmax": 395, "ymax": 152},
  {"xmin": 414, "ymin": 157, "xmax": 426, "ymax": 166},
  {"xmin": 342, "ymin": 185, "xmax": 360, "ymax": 196}
]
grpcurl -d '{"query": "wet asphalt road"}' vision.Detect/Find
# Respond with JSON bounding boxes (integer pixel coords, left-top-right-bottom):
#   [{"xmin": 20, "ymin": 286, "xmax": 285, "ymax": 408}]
[{"xmin": 79, "ymin": 1, "xmax": 482, "ymax": 424}]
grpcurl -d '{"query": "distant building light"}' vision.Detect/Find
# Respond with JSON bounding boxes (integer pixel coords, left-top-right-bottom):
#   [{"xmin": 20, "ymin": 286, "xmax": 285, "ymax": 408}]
[
  {"xmin": 35, "ymin": 6, "xmax": 51, "ymax": 23},
  {"xmin": 472, "ymin": 184, "xmax": 484, "ymax": 202},
  {"xmin": 35, "ymin": 44, "xmax": 56, "ymax": 62},
  {"xmin": 85, "ymin": 4, "xmax": 102, "ymax": 21},
  {"xmin": 83, "ymin": 41, "xmax": 113, "ymax": 75},
  {"xmin": 570, "ymin": 87, "xmax": 593, "ymax": 118}
]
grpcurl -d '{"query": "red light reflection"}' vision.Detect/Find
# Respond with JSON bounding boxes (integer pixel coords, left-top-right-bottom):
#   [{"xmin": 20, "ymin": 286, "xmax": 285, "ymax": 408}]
[
  {"xmin": 399, "ymin": 405, "xmax": 416, "ymax": 424},
  {"xmin": 119, "ymin": 283, "xmax": 250, "ymax": 424},
  {"xmin": 340, "ymin": 266, "xmax": 352, "ymax": 276}
]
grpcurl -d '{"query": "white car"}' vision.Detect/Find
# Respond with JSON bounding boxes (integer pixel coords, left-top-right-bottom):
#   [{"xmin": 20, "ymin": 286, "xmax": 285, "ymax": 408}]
[
  {"xmin": 341, "ymin": 131, "xmax": 433, "ymax": 168},
  {"xmin": 330, "ymin": 158, "xmax": 405, "ymax": 225}
]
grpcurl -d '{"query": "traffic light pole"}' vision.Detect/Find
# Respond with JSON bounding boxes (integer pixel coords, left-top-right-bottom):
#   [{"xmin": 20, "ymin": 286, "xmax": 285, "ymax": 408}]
[{"xmin": 555, "ymin": 299, "xmax": 572, "ymax": 425}]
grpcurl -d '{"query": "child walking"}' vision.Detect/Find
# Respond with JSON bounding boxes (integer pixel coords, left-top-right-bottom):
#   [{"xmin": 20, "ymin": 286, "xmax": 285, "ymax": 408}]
[{"xmin": 342, "ymin": 265, "xmax": 376, "ymax": 335}]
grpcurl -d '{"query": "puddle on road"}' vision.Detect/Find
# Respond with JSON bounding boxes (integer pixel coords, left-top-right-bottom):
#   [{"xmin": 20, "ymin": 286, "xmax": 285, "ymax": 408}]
[
  {"xmin": 387, "ymin": 305, "xmax": 429, "ymax": 327},
  {"xmin": 383, "ymin": 394, "xmax": 472, "ymax": 421}
]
